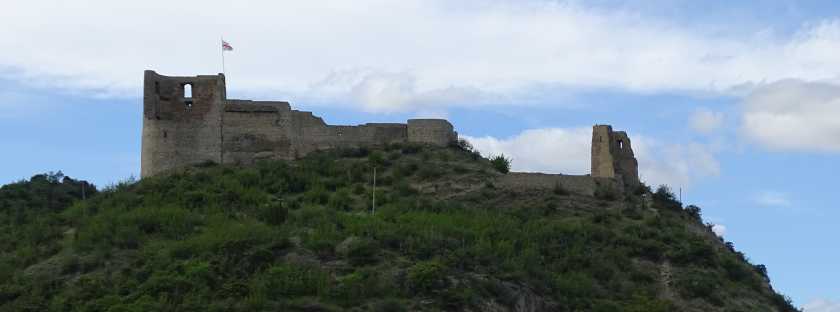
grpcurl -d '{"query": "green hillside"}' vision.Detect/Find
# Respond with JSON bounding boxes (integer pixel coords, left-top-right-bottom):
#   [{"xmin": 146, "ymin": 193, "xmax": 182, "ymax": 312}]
[{"xmin": 0, "ymin": 144, "xmax": 798, "ymax": 311}]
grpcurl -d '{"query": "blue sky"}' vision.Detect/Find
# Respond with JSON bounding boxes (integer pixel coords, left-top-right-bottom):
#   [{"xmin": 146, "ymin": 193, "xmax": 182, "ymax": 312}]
[{"xmin": 2, "ymin": 1, "xmax": 840, "ymax": 310}]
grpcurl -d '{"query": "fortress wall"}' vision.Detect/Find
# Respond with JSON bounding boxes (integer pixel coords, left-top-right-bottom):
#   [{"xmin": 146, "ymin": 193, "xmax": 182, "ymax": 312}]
[
  {"xmin": 612, "ymin": 131, "xmax": 639, "ymax": 188},
  {"xmin": 591, "ymin": 125, "xmax": 615, "ymax": 179},
  {"xmin": 408, "ymin": 119, "xmax": 457, "ymax": 146},
  {"xmin": 142, "ymin": 71, "xmax": 458, "ymax": 176},
  {"xmin": 325, "ymin": 124, "xmax": 408, "ymax": 147},
  {"xmin": 222, "ymin": 102, "xmax": 293, "ymax": 165},
  {"xmin": 222, "ymin": 102, "xmax": 412, "ymax": 163},
  {"xmin": 141, "ymin": 71, "xmax": 225, "ymax": 177},
  {"xmin": 498, "ymin": 172, "xmax": 622, "ymax": 196}
]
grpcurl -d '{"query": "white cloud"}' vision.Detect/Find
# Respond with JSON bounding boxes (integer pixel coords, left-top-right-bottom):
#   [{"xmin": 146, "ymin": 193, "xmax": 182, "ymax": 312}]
[
  {"xmin": 464, "ymin": 127, "xmax": 720, "ymax": 188},
  {"xmin": 463, "ymin": 127, "xmax": 592, "ymax": 175},
  {"xmin": 4, "ymin": 1, "xmax": 840, "ymax": 112},
  {"xmin": 634, "ymin": 138, "xmax": 721, "ymax": 188},
  {"xmin": 711, "ymin": 224, "xmax": 727, "ymax": 237},
  {"xmin": 805, "ymin": 299, "xmax": 840, "ymax": 312},
  {"xmin": 754, "ymin": 191, "xmax": 792, "ymax": 207},
  {"xmin": 741, "ymin": 79, "xmax": 840, "ymax": 152},
  {"xmin": 689, "ymin": 108, "xmax": 724, "ymax": 134}
]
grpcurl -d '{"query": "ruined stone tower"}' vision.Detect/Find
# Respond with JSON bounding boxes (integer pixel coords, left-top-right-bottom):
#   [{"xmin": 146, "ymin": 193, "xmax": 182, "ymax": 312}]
[
  {"xmin": 591, "ymin": 125, "xmax": 640, "ymax": 187},
  {"xmin": 141, "ymin": 70, "xmax": 457, "ymax": 177}
]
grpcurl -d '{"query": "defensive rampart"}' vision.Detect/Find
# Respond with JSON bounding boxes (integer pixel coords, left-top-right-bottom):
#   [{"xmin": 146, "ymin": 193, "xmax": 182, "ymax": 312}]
[{"xmin": 141, "ymin": 71, "xmax": 457, "ymax": 177}]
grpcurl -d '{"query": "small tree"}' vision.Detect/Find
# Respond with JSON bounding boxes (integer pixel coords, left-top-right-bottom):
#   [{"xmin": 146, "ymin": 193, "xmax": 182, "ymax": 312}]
[{"xmin": 490, "ymin": 154, "xmax": 511, "ymax": 174}]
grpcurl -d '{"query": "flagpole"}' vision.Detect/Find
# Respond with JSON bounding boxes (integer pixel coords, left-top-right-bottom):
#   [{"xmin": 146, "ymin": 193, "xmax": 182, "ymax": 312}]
[{"xmin": 220, "ymin": 36, "xmax": 226, "ymax": 75}]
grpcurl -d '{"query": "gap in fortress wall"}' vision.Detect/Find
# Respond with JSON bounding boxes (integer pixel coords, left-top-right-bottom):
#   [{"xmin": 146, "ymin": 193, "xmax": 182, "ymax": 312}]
[{"xmin": 140, "ymin": 70, "xmax": 640, "ymax": 195}]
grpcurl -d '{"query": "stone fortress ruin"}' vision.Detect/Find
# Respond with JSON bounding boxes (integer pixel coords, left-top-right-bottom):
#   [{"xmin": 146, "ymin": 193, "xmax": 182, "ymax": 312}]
[{"xmin": 141, "ymin": 71, "xmax": 639, "ymax": 194}]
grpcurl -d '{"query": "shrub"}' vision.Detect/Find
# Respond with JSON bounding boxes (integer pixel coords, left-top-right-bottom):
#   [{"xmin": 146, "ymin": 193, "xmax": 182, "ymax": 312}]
[
  {"xmin": 489, "ymin": 155, "xmax": 511, "ymax": 174},
  {"xmin": 303, "ymin": 185, "xmax": 330, "ymax": 205},
  {"xmin": 451, "ymin": 138, "xmax": 473, "ymax": 152},
  {"xmin": 407, "ymin": 260, "xmax": 447, "ymax": 293},
  {"xmin": 329, "ymin": 269, "xmax": 385, "ymax": 306},
  {"xmin": 554, "ymin": 272, "xmax": 595, "ymax": 297},
  {"xmin": 258, "ymin": 264, "xmax": 329, "ymax": 297},
  {"xmin": 400, "ymin": 143, "xmax": 422, "ymax": 154},
  {"xmin": 328, "ymin": 189, "xmax": 354, "ymax": 211},
  {"xmin": 417, "ymin": 166, "xmax": 444, "ymax": 180},
  {"xmin": 337, "ymin": 147, "xmax": 369, "ymax": 158},
  {"xmin": 594, "ymin": 184, "xmax": 620, "ymax": 201},
  {"xmin": 345, "ymin": 238, "xmax": 380, "ymax": 266},
  {"xmin": 261, "ymin": 200, "xmax": 288, "ymax": 226},
  {"xmin": 675, "ymin": 269, "xmax": 723, "ymax": 306},
  {"xmin": 721, "ymin": 257, "xmax": 751, "ymax": 282},
  {"xmin": 684, "ymin": 205, "xmax": 702, "ymax": 222},
  {"xmin": 368, "ymin": 152, "xmax": 387, "ymax": 167},
  {"xmin": 652, "ymin": 185, "xmax": 681, "ymax": 210}
]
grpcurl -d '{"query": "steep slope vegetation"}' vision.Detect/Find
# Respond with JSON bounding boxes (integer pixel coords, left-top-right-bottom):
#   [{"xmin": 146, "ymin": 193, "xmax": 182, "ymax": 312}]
[{"xmin": 0, "ymin": 144, "xmax": 798, "ymax": 311}]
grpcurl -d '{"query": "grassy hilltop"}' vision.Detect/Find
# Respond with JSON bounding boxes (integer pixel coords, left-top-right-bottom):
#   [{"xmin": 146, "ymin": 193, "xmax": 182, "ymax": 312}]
[{"xmin": 0, "ymin": 143, "xmax": 798, "ymax": 311}]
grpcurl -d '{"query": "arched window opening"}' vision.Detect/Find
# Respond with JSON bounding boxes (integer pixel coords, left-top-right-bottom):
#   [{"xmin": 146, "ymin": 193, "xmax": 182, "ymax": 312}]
[
  {"xmin": 183, "ymin": 83, "xmax": 193, "ymax": 110},
  {"xmin": 183, "ymin": 84, "xmax": 192, "ymax": 99},
  {"xmin": 618, "ymin": 140, "xmax": 624, "ymax": 149}
]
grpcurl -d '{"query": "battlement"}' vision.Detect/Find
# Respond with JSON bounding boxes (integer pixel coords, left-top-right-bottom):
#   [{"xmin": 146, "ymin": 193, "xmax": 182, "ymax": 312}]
[{"xmin": 141, "ymin": 71, "xmax": 458, "ymax": 177}]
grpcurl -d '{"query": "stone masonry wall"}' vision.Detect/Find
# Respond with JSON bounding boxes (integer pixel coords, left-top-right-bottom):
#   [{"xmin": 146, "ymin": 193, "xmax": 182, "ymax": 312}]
[
  {"xmin": 591, "ymin": 125, "xmax": 640, "ymax": 187},
  {"xmin": 142, "ymin": 71, "xmax": 641, "ymax": 198},
  {"xmin": 141, "ymin": 71, "xmax": 457, "ymax": 177},
  {"xmin": 498, "ymin": 173, "xmax": 622, "ymax": 197},
  {"xmin": 141, "ymin": 71, "xmax": 226, "ymax": 177}
]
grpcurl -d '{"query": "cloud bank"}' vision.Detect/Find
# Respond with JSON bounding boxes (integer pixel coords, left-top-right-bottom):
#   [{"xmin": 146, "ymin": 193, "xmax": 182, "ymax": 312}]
[
  {"xmin": 4, "ymin": 1, "xmax": 840, "ymax": 112},
  {"xmin": 741, "ymin": 80, "xmax": 840, "ymax": 152}
]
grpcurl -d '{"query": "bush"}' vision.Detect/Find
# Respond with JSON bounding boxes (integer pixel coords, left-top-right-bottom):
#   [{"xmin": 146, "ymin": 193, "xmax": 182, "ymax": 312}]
[
  {"xmin": 400, "ymin": 143, "xmax": 423, "ymax": 155},
  {"xmin": 675, "ymin": 269, "xmax": 721, "ymax": 304},
  {"xmin": 407, "ymin": 260, "xmax": 447, "ymax": 293},
  {"xmin": 417, "ymin": 166, "xmax": 444, "ymax": 180},
  {"xmin": 261, "ymin": 200, "xmax": 288, "ymax": 226},
  {"xmin": 257, "ymin": 264, "xmax": 329, "ymax": 297},
  {"xmin": 490, "ymin": 155, "xmax": 511, "ymax": 174},
  {"xmin": 368, "ymin": 152, "xmax": 387, "ymax": 167},
  {"xmin": 684, "ymin": 205, "xmax": 702, "ymax": 222},
  {"xmin": 594, "ymin": 184, "xmax": 620, "ymax": 201},
  {"xmin": 652, "ymin": 185, "xmax": 681, "ymax": 210},
  {"xmin": 328, "ymin": 189, "xmax": 354, "ymax": 211},
  {"xmin": 451, "ymin": 138, "xmax": 473, "ymax": 152},
  {"xmin": 345, "ymin": 239, "xmax": 380, "ymax": 266}
]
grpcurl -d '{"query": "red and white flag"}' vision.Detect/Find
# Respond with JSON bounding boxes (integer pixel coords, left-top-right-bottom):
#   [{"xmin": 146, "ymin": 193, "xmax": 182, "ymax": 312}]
[{"xmin": 222, "ymin": 40, "xmax": 233, "ymax": 51}]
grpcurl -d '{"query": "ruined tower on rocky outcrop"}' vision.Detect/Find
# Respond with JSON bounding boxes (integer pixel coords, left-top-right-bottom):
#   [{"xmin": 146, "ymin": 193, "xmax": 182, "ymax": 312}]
[
  {"xmin": 591, "ymin": 125, "xmax": 640, "ymax": 187},
  {"xmin": 141, "ymin": 71, "xmax": 457, "ymax": 177}
]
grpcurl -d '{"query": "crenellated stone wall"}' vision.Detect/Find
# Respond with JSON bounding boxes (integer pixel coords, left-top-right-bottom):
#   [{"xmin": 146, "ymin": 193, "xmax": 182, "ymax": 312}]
[
  {"xmin": 141, "ymin": 71, "xmax": 458, "ymax": 177},
  {"xmin": 141, "ymin": 71, "xmax": 641, "ymax": 198}
]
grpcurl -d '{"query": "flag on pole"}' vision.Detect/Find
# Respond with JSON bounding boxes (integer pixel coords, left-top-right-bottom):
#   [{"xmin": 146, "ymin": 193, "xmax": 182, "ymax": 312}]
[{"xmin": 222, "ymin": 40, "xmax": 233, "ymax": 51}]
